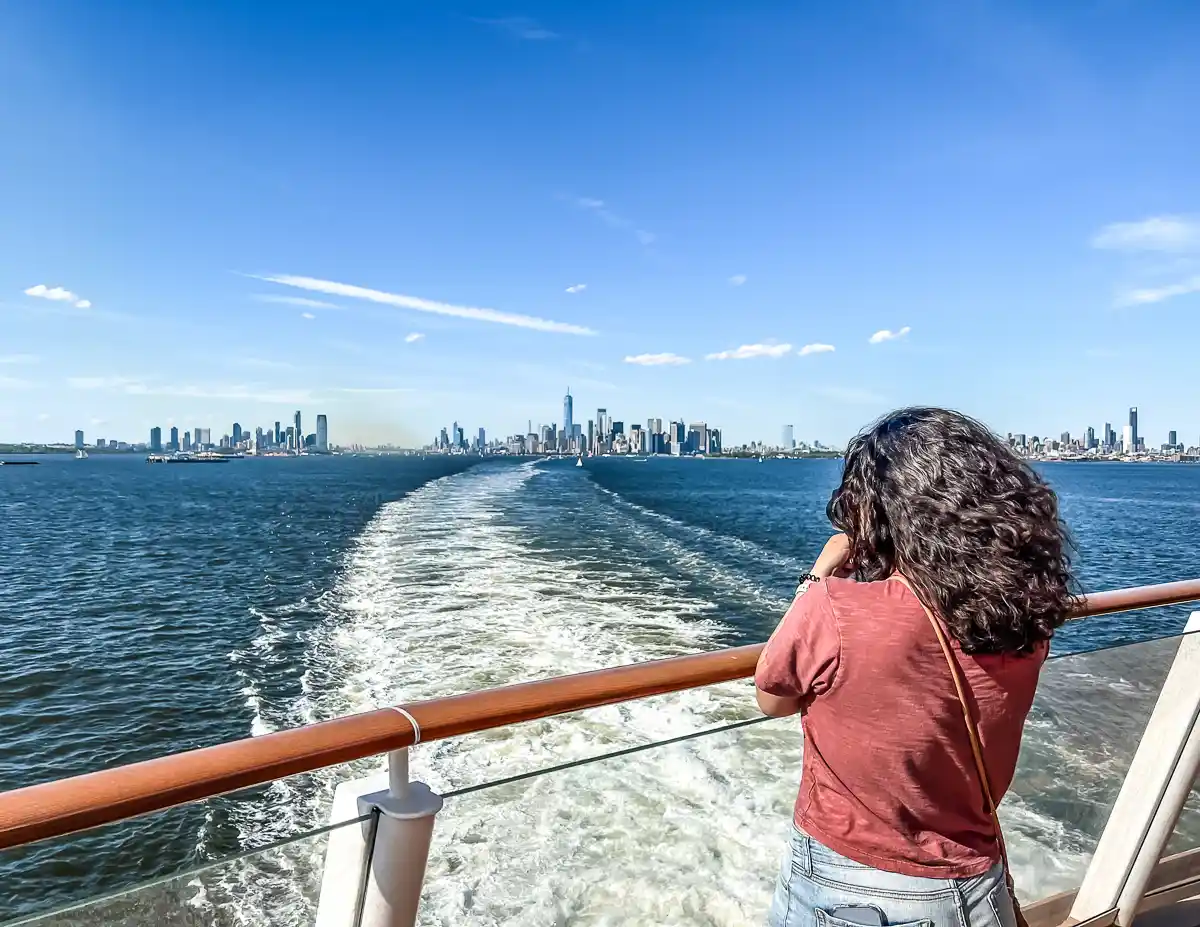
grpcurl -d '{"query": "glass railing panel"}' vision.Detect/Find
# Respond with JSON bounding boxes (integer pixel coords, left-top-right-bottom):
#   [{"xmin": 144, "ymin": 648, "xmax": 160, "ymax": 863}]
[
  {"xmin": 0, "ymin": 813, "xmax": 369, "ymax": 927},
  {"xmin": 410, "ymin": 631, "xmax": 1197, "ymax": 923},
  {"xmin": 1005, "ymin": 630, "xmax": 1198, "ymax": 901}
]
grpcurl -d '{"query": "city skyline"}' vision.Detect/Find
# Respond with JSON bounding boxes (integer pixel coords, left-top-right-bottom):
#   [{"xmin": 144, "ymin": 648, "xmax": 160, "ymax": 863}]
[
  {"xmin": 3, "ymin": 6, "xmax": 1200, "ymax": 448},
  {"xmin": 68, "ymin": 410, "xmax": 332, "ymax": 455},
  {"xmin": 26, "ymin": 395, "xmax": 1200, "ymax": 458}
]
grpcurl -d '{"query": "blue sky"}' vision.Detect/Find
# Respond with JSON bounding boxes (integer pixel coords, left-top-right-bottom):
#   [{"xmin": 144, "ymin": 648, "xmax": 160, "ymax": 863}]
[{"xmin": 2, "ymin": 1, "xmax": 1199, "ymax": 448}]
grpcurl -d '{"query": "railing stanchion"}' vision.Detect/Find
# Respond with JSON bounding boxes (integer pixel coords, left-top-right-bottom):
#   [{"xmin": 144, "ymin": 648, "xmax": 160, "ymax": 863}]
[
  {"xmin": 356, "ymin": 747, "xmax": 444, "ymax": 927},
  {"xmin": 1067, "ymin": 612, "xmax": 1200, "ymax": 927}
]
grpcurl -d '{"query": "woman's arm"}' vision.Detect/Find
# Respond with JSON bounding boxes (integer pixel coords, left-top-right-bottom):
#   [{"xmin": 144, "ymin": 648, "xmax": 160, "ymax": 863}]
[{"xmin": 753, "ymin": 534, "xmax": 850, "ymax": 718}]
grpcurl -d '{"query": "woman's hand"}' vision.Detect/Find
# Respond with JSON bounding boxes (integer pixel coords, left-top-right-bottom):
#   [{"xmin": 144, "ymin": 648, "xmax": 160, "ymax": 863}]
[{"xmin": 812, "ymin": 533, "xmax": 851, "ymax": 579}]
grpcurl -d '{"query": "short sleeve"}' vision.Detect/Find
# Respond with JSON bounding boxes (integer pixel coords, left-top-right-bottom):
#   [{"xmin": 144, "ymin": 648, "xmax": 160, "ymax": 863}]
[{"xmin": 754, "ymin": 580, "xmax": 841, "ymax": 700}]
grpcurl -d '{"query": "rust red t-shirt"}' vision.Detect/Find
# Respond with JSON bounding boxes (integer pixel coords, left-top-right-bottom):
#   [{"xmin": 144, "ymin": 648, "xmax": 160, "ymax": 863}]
[{"xmin": 754, "ymin": 576, "xmax": 1047, "ymax": 878}]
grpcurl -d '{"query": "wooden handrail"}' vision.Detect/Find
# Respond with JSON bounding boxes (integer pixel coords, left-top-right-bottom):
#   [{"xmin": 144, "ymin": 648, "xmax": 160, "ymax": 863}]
[{"xmin": 1, "ymin": 579, "xmax": 1199, "ymax": 852}]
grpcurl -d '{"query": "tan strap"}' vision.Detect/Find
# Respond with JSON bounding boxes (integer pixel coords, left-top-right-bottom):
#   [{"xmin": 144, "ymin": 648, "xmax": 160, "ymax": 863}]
[{"xmin": 893, "ymin": 578, "xmax": 1010, "ymax": 869}]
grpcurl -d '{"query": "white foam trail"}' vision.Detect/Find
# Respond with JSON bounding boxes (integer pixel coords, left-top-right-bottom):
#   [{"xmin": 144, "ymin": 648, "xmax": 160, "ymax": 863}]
[{"xmin": 200, "ymin": 462, "xmax": 1106, "ymax": 924}]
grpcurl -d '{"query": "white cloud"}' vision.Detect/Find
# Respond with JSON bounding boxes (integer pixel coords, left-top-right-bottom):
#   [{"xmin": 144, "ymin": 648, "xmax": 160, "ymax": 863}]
[
  {"xmin": 300, "ymin": 312, "xmax": 316, "ymax": 320},
  {"xmin": 816, "ymin": 386, "xmax": 887, "ymax": 405},
  {"xmin": 255, "ymin": 274, "xmax": 596, "ymax": 336},
  {"xmin": 255, "ymin": 294, "xmax": 342, "ymax": 309},
  {"xmin": 1092, "ymin": 216, "xmax": 1200, "ymax": 253},
  {"xmin": 332, "ymin": 387, "xmax": 416, "ymax": 395},
  {"xmin": 573, "ymin": 197, "xmax": 656, "ymax": 248},
  {"xmin": 69, "ymin": 376, "xmax": 316, "ymax": 405},
  {"xmin": 473, "ymin": 17, "xmax": 558, "ymax": 40},
  {"xmin": 624, "ymin": 353, "xmax": 692, "ymax": 366},
  {"xmin": 728, "ymin": 274, "xmax": 747, "ymax": 286},
  {"xmin": 565, "ymin": 284, "xmax": 587, "ymax": 294},
  {"xmin": 0, "ymin": 354, "xmax": 39, "ymax": 365},
  {"xmin": 798, "ymin": 343, "xmax": 836, "ymax": 356},
  {"xmin": 868, "ymin": 326, "xmax": 911, "ymax": 344},
  {"xmin": 705, "ymin": 342, "xmax": 793, "ymax": 361},
  {"xmin": 1116, "ymin": 276, "xmax": 1200, "ymax": 307},
  {"xmin": 404, "ymin": 332, "xmax": 425, "ymax": 343},
  {"xmin": 68, "ymin": 376, "xmax": 143, "ymax": 390},
  {"xmin": 24, "ymin": 284, "xmax": 91, "ymax": 309}
]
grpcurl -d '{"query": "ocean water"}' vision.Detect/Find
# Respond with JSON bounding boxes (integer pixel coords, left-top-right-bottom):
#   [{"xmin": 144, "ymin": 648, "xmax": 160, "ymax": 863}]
[{"xmin": 2, "ymin": 455, "xmax": 1200, "ymax": 925}]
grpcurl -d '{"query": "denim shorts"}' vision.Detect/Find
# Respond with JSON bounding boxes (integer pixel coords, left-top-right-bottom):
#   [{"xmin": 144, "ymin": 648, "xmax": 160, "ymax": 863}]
[{"xmin": 768, "ymin": 827, "xmax": 1016, "ymax": 927}]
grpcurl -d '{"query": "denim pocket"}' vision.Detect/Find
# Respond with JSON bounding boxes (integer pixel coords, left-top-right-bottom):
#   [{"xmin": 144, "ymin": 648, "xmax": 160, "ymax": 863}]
[
  {"xmin": 815, "ymin": 909, "xmax": 933, "ymax": 927},
  {"xmin": 986, "ymin": 883, "xmax": 1017, "ymax": 927}
]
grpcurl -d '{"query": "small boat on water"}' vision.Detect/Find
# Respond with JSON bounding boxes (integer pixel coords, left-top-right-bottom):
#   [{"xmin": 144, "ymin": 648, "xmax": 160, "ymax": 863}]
[
  {"xmin": 576, "ymin": 455, "xmax": 583, "ymax": 467},
  {"xmin": 75, "ymin": 449, "xmax": 88, "ymax": 460},
  {"xmin": 0, "ymin": 460, "xmax": 39, "ymax": 466}
]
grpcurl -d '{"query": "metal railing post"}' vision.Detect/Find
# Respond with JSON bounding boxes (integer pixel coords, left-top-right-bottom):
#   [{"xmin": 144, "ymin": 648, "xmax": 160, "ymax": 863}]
[
  {"xmin": 355, "ymin": 748, "xmax": 444, "ymax": 927},
  {"xmin": 1068, "ymin": 612, "xmax": 1200, "ymax": 926}
]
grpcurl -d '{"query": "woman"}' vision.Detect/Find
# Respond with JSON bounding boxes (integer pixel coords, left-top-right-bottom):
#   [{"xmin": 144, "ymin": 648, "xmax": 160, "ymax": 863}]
[{"xmin": 756, "ymin": 407, "xmax": 1075, "ymax": 927}]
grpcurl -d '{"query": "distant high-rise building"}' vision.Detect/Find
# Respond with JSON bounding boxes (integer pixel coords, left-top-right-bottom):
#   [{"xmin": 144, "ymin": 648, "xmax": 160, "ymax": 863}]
[
  {"xmin": 150, "ymin": 427, "xmax": 162, "ymax": 454},
  {"xmin": 199, "ymin": 428, "xmax": 212, "ymax": 448},
  {"xmin": 232, "ymin": 423, "xmax": 242, "ymax": 446},
  {"xmin": 1014, "ymin": 433, "xmax": 1027, "ymax": 449},
  {"xmin": 274, "ymin": 421, "xmax": 282, "ymax": 445},
  {"xmin": 1086, "ymin": 426, "xmax": 1096, "ymax": 449},
  {"xmin": 1169, "ymin": 430, "xmax": 1178, "ymax": 448},
  {"xmin": 255, "ymin": 426, "xmax": 264, "ymax": 452},
  {"xmin": 587, "ymin": 420, "xmax": 595, "ymax": 454},
  {"xmin": 782, "ymin": 424, "xmax": 795, "ymax": 449},
  {"xmin": 611, "ymin": 420, "xmax": 624, "ymax": 436},
  {"xmin": 477, "ymin": 427, "xmax": 486, "ymax": 452},
  {"xmin": 563, "ymin": 389, "xmax": 574, "ymax": 442},
  {"xmin": 596, "ymin": 408, "xmax": 608, "ymax": 440},
  {"xmin": 286, "ymin": 426, "xmax": 296, "ymax": 450},
  {"xmin": 95, "ymin": 438, "xmax": 106, "ymax": 449},
  {"xmin": 183, "ymin": 431, "xmax": 192, "ymax": 452},
  {"xmin": 1103, "ymin": 423, "xmax": 1115, "ymax": 448},
  {"xmin": 74, "ymin": 430, "xmax": 84, "ymax": 450},
  {"xmin": 169, "ymin": 425, "xmax": 179, "ymax": 452},
  {"xmin": 1060, "ymin": 431, "xmax": 1071, "ymax": 447},
  {"xmin": 316, "ymin": 414, "xmax": 329, "ymax": 452},
  {"xmin": 687, "ymin": 422, "xmax": 707, "ymax": 454},
  {"xmin": 709, "ymin": 429, "xmax": 722, "ymax": 454},
  {"xmin": 1122, "ymin": 423, "xmax": 1134, "ymax": 454},
  {"xmin": 1129, "ymin": 407, "xmax": 1139, "ymax": 449},
  {"xmin": 294, "ymin": 411, "xmax": 302, "ymax": 446}
]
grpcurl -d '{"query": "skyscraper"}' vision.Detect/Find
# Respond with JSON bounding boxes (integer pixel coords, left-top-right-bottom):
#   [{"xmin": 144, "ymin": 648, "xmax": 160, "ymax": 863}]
[
  {"xmin": 477, "ymin": 427, "xmax": 486, "ymax": 452},
  {"xmin": 294, "ymin": 411, "xmax": 302, "ymax": 447},
  {"xmin": 274, "ymin": 421, "xmax": 282, "ymax": 445},
  {"xmin": 316, "ymin": 414, "xmax": 329, "ymax": 452},
  {"xmin": 782, "ymin": 424, "xmax": 795, "ymax": 449},
  {"xmin": 1103, "ymin": 423, "xmax": 1115, "ymax": 448},
  {"xmin": 183, "ymin": 431, "xmax": 192, "ymax": 452},
  {"xmin": 150, "ymin": 427, "xmax": 162, "ymax": 454},
  {"xmin": 596, "ymin": 408, "xmax": 608, "ymax": 440},
  {"xmin": 1085, "ymin": 426, "xmax": 1095, "ymax": 449},
  {"xmin": 1169, "ymin": 430, "xmax": 1178, "ymax": 448},
  {"xmin": 74, "ymin": 430, "xmax": 84, "ymax": 450},
  {"xmin": 587, "ymin": 419, "xmax": 595, "ymax": 454},
  {"xmin": 1122, "ymin": 424, "xmax": 1134, "ymax": 454},
  {"xmin": 232, "ymin": 423, "xmax": 242, "ymax": 446},
  {"xmin": 1129, "ymin": 407, "xmax": 1139, "ymax": 449},
  {"xmin": 169, "ymin": 426, "xmax": 179, "ymax": 452},
  {"xmin": 563, "ymin": 389, "xmax": 573, "ymax": 443}
]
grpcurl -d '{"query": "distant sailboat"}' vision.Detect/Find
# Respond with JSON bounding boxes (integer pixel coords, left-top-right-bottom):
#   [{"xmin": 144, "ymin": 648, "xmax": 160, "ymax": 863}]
[
  {"xmin": 576, "ymin": 455, "xmax": 583, "ymax": 467},
  {"xmin": 75, "ymin": 449, "xmax": 88, "ymax": 460}
]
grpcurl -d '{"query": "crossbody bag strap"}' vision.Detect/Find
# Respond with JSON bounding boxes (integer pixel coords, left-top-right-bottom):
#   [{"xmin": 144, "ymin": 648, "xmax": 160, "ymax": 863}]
[{"xmin": 894, "ymin": 578, "xmax": 1010, "ymax": 869}]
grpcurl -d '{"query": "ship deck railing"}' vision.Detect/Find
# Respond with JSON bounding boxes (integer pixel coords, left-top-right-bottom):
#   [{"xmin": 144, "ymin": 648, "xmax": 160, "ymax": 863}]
[{"xmin": 4, "ymin": 580, "xmax": 1200, "ymax": 926}]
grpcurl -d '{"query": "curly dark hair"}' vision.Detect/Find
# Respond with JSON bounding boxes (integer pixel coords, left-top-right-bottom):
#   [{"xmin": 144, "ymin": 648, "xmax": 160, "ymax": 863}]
[{"xmin": 827, "ymin": 407, "xmax": 1076, "ymax": 654}]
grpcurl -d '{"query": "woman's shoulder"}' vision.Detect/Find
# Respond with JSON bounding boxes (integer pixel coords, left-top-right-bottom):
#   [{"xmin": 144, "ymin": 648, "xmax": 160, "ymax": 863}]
[{"xmin": 823, "ymin": 575, "xmax": 914, "ymax": 605}]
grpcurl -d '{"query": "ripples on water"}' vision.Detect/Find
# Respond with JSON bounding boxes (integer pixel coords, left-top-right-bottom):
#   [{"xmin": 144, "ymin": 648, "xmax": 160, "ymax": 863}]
[{"xmin": 2, "ymin": 456, "xmax": 1200, "ymax": 924}]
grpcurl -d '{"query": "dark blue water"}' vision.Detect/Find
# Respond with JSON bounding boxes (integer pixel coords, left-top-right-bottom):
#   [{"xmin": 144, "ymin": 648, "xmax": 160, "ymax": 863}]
[{"xmin": 1, "ymin": 455, "xmax": 1198, "ymax": 924}]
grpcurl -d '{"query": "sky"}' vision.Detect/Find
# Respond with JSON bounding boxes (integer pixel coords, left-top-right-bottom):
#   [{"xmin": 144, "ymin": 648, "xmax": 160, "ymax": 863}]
[{"xmin": 2, "ymin": 1, "xmax": 1199, "ymax": 448}]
